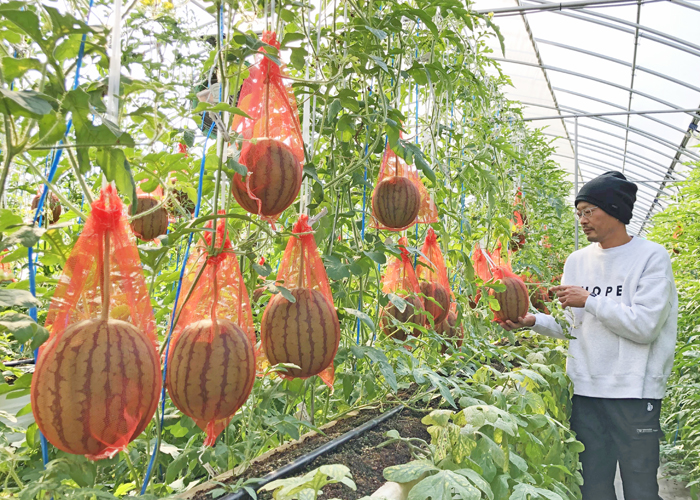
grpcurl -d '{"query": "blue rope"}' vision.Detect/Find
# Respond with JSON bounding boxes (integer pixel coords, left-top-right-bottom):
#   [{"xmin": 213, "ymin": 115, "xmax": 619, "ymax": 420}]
[
  {"xmin": 355, "ymin": 80, "xmax": 374, "ymax": 345},
  {"xmin": 27, "ymin": 0, "xmax": 94, "ymax": 468},
  {"xmin": 141, "ymin": 122, "xmax": 214, "ymax": 494}
]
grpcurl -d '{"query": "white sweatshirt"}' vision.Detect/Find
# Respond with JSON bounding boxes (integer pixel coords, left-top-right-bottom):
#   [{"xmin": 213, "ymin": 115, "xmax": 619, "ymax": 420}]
[{"xmin": 531, "ymin": 236, "xmax": 677, "ymax": 399}]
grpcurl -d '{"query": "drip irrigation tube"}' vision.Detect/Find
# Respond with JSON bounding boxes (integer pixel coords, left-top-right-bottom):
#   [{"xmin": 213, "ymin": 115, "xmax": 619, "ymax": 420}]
[
  {"xmin": 218, "ymin": 405, "xmax": 404, "ymax": 500},
  {"xmin": 2, "ymin": 359, "xmax": 35, "ymax": 367}
]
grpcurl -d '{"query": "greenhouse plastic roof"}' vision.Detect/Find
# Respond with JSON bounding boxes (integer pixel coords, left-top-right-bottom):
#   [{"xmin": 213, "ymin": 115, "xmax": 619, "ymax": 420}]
[{"xmin": 471, "ymin": 0, "xmax": 700, "ymax": 235}]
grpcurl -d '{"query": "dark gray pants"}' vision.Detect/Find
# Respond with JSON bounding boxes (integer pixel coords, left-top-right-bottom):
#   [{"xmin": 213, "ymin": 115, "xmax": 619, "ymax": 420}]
[{"xmin": 570, "ymin": 395, "xmax": 663, "ymax": 500}]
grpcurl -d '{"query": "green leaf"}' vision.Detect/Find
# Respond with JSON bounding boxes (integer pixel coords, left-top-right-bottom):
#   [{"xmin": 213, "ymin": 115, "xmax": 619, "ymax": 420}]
[
  {"xmin": 0, "ymin": 88, "xmax": 53, "ymax": 117},
  {"xmin": 365, "ymin": 26, "xmax": 387, "ymax": 40},
  {"xmin": 95, "ymin": 148, "xmax": 137, "ymax": 201},
  {"xmin": 275, "ymin": 285, "xmax": 297, "ymax": 303},
  {"xmin": 2, "ymin": 57, "xmax": 42, "ymax": 81},
  {"xmin": 0, "ymin": 289, "xmax": 41, "ymax": 309},
  {"xmin": 227, "ymin": 157, "xmax": 248, "ymax": 178},
  {"xmin": 363, "ymin": 250, "xmax": 386, "ymax": 265},
  {"xmin": 368, "ymin": 55, "xmax": 388, "ymax": 73},
  {"xmin": 252, "ymin": 261, "xmax": 272, "ymax": 277},
  {"xmin": 0, "ymin": 209, "xmax": 22, "ymax": 232},
  {"xmin": 421, "ymin": 410, "xmax": 453, "ymax": 427},
  {"xmin": 290, "ymin": 46, "xmax": 308, "ymax": 69},
  {"xmin": 0, "ymin": 225, "xmax": 45, "ymax": 251},
  {"xmin": 0, "ymin": 9, "xmax": 45, "ymax": 50},
  {"xmin": 0, "ymin": 312, "xmax": 48, "ymax": 346},
  {"xmin": 454, "ymin": 469, "xmax": 494, "ymax": 500},
  {"xmin": 387, "ymin": 293, "xmax": 407, "ymax": 313},
  {"xmin": 183, "ymin": 130, "xmax": 195, "ymax": 147},
  {"xmin": 191, "ymin": 101, "xmax": 251, "ymax": 118},
  {"xmin": 408, "ymin": 471, "xmax": 480, "ymax": 500},
  {"xmin": 323, "ymin": 255, "xmax": 350, "ymax": 280},
  {"xmin": 344, "ymin": 308, "xmax": 375, "ymax": 332},
  {"xmin": 476, "ymin": 433, "xmax": 506, "ymax": 470},
  {"xmin": 384, "ymin": 460, "xmax": 438, "ymax": 483},
  {"xmin": 509, "ymin": 483, "xmax": 564, "ymax": 500}
]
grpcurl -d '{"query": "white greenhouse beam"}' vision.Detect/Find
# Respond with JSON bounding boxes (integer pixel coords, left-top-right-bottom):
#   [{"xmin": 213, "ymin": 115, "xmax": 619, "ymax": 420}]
[
  {"xmin": 535, "ymin": 39, "xmax": 700, "ymax": 95},
  {"xmin": 493, "ymin": 58, "xmax": 698, "ymax": 117},
  {"xmin": 523, "ymin": 0, "xmax": 700, "ymax": 56}
]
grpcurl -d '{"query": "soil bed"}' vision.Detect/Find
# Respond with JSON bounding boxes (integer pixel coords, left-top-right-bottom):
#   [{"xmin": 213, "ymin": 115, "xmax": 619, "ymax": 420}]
[
  {"xmin": 289, "ymin": 408, "xmax": 430, "ymax": 500},
  {"xmin": 194, "ymin": 407, "xmax": 429, "ymax": 500}
]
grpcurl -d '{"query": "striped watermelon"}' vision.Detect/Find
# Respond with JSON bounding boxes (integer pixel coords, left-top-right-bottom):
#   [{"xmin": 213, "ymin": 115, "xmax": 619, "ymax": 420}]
[
  {"xmin": 31, "ymin": 318, "xmax": 161, "ymax": 459},
  {"xmin": 130, "ymin": 196, "xmax": 169, "ymax": 241},
  {"xmin": 372, "ymin": 177, "xmax": 421, "ymax": 229},
  {"xmin": 491, "ymin": 276, "xmax": 530, "ymax": 323},
  {"xmin": 437, "ymin": 311, "xmax": 464, "ymax": 353},
  {"xmin": 231, "ymin": 139, "xmax": 302, "ymax": 217},
  {"xmin": 31, "ymin": 192, "xmax": 62, "ymax": 223},
  {"xmin": 380, "ymin": 295, "xmax": 425, "ymax": 340},
  {"xmin": 261, "ymin": 288, "xmax": 340, "ymax": 378},
  {"xmin": 166, "ymin": 319, "xmax": 255, "ymax": 445},
  {"xmin": 419, "ymin": 281, "xmax": 450, "ymax": 325}
]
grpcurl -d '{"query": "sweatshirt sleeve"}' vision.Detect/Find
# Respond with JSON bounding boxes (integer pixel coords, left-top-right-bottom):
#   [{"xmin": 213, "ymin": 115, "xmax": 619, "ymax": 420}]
[
  {"xmin": 530, "ymin": 313, "xmax": 567, "ymax": 340},
  {"xmin": 583, "ymin": 250, "xmax": 673, "ymax": 345},
  {"xmin": 529, "ymin": 260, "xmax": 569, "ymax": 340}
]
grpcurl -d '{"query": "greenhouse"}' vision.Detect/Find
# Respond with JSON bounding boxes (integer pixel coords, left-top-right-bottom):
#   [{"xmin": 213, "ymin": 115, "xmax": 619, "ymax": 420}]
[{"xmin": 1, "ymin": 0, "xmax": 699, "ymax": 498}]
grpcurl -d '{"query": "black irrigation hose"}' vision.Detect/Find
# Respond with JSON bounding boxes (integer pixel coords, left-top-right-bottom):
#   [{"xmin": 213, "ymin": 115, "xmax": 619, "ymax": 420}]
[
  {"xmin": 219, "ymin": 405, "xmax": 405, "ymax": 500},
  {"xmin": 2, "ymin": 359, "xmax": 35, "ymax": 367}
]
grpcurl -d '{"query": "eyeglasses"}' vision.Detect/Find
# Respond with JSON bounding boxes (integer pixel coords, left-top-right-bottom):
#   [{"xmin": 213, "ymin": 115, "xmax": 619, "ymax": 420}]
[{"xmin": 575, "ymin": 206, "xmax": 599, "ymax": 221}]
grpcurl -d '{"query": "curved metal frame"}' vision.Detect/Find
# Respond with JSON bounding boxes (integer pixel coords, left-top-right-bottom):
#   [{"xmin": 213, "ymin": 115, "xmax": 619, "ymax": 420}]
[
  {"xmin": 493, "ymin": 57, "xmax": 698, "ymax": 119},
  {"xmin": 542, "ymin": 130, "xmax": 688, "ymax": 178}
]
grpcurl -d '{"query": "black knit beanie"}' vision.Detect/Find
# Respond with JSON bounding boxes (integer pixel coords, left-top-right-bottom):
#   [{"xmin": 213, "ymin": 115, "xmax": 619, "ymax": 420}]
[{"xmin": 575, "ymin": 171, "xmax": 637, "ymax": 224}]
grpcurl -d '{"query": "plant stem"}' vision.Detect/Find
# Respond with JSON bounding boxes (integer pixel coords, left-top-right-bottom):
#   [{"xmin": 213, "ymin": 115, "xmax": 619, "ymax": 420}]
[
  {"xmin": 101, "ymin": 230, "xmax": 111, "ymax": 321},
  {"xmin": 66, "ymin": 148, "xmax": 95, "ymax": 204},
  {"xmin": 121, "ymin": 450, "xmax": 142, "ymax": 492},
  {"xmin": 0, "ymin": 113, "xmax": 15, "ymax": 204}
]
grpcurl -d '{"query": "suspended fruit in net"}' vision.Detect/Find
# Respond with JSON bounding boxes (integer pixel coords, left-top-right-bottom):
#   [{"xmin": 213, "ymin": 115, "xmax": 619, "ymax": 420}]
[
  {"xmin": 166, "ymin": 319, "xmax": 255, "ymax": 446},
  {"xmin": 31, "ymin": 318, "xmax": 161, "ymax": 459},
  {"xmin": 380, "ymin": 295, "xmax": 425, "ymax": 341},
  {"xmin": 491, "ymin": 275, "xmax": 530, "ymax": 323},
  {"xmin": 372, "ymin": 177, "xmax": 421, "ymax": 229},
  {"xmin": 231, "ymin": 139, "xmax": 303, "ymax": 218},
  {"xmin": 420, "ymin": 281, "xmax": 450, "ymax": 325},
  {"xmin": 261, "ymin": 287, "xmax": 340, "ymax": 378},
  {"xmin": 32, "ymin": 191, "xmax": 62, "ymax": 223},
  {"xmin": 437, "ymin": 311, "xmax": 464, "ymax": 353},
  {"xmin": 130, "ymin": 196, "xmax": 169, "ymax": 241}
]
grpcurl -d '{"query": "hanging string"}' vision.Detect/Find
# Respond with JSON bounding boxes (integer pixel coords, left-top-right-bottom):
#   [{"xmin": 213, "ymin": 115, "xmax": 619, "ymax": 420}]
[
  {"xmin": 356, "ymin": 85, "xmax": 373, "ymax": 345},
  {"xmin": 413, "ymin": 20, "xmax": 420, "ymax": 267}
]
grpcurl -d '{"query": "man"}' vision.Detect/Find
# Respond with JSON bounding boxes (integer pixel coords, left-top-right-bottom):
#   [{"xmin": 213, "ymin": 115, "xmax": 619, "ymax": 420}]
[{"xmin": 499, "ymin": 171, "xmax": 677, "ymax": 500}]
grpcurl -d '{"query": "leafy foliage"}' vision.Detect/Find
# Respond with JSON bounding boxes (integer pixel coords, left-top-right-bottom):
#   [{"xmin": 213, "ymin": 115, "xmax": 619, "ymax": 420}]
[{"xmin": 648, "ymin": 161, "xmax": 700, "ymax": 497}]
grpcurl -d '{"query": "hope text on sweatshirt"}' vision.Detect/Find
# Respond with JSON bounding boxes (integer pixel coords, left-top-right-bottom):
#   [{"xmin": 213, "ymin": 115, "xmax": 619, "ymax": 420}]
[{"xmin": 532, "ymin": 236, "xmax": 677, "ymax": 399}]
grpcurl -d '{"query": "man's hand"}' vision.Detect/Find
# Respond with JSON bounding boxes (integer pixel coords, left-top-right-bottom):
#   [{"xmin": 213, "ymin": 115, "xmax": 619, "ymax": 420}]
[
  {"xmin": 550, "ymin": 285, "xmax": 590, "ymax": 308},
  {"xmin": 497, "ymin": 313, "xmax": 536, "ymax": 331}
]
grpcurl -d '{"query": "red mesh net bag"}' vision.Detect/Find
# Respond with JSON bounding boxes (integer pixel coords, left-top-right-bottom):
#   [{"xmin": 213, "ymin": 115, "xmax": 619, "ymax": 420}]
[
  {"xmin": 260, "ymin": 215, "xmax": 340, "ymax": 388},
  {"xmin": 165, "ymin": 213, "xmax": 256, "ymax": 446},
  {"xmin": 382, "ymin": 237, "xmax": 421, "ymax": 296},
  {"xmin": 230, "ymin": 31, "xmax": 304, "ymax": 224},
  {"xmin": 416, "ymin": 228, "xmax": 452, "ymax": 324},
  {"xmin": 379, "ymin": 237, "xmax": 425, "ymax": 340},
  {"xmin": 371, "ymin": 136, "xmax": 438, "ymax": 231},
  {"xmin": 32, "ymin": 185, "xmax": 161, "ymax": 460}
]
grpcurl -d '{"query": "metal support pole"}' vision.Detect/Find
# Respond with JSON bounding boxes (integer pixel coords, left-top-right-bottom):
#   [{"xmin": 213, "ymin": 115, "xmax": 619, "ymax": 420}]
[{"xmin": 574, "ymin": 116, "xmax": 579, "ymax": 251}]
